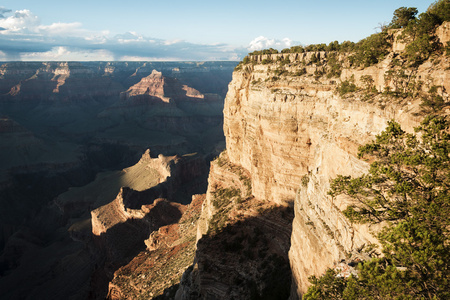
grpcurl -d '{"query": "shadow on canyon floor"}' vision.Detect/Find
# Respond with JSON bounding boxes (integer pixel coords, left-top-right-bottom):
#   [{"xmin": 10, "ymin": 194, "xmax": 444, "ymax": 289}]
[
  {"xmin": 151, "ymin": 204, "xmax": 295, "ymax": 300},
  {"xmin": 0, "ymin": 154, "xmax": 210, "ymax": 300}
]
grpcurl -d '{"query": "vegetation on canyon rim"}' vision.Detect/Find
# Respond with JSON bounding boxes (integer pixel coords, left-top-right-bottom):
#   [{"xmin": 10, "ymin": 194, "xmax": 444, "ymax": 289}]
[
  {"xmin": 238, "ymin": 0, "xmax": 449, "ymax": 115},
  {"xmin": 244, "ymin": 0, "xmax": 449, "ymax": 67},
  {"xmin": 304, "ymin": 116, "xmax": 450, "ymax": 300},
  {"xmin": 299, "ymin": 1, "xmax": 450, "ymax": 299}
]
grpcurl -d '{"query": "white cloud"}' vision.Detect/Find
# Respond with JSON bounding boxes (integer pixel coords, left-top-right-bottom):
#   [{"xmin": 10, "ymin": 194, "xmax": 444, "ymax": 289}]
[
  {"xmin": 247, "ymin": 36, "xmax": 294, "ymax": 51},
  {"xmin": 38, "ymin": 22, "xmax": 84, "ymax": 36},
  {"xmin": 163, "ymin": 39, "xmax": 183, "ymax": 46},
  {"xmin": 20, "ymin": 46, "xmax": 70, "ymax": 60},
  {"xmin": 0, "ymin": 50, "xmax": 7, "ymax": 60},
  {"xmin": 0, "ymin": 9, "xmax": 39, "ymax": 33},
  {"xmin": 0, "ymin": 8, "xmax": 245, "ymax": 61},
  {"xmin": 20, "ymin": 46, "xmax": 114, "ymax": 61},
  {"xmin": 0, "ymin": 9, "xmax": 84, "ymax": 37},
  {"xmin": 120, "ymin": 55, "xmax": 179, "ymax": 61}
]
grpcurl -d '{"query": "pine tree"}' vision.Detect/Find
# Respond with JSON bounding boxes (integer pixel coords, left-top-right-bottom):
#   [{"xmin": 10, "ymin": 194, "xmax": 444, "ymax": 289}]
[{"xmin": 304, "ymin": 116, "xmax": 450, "ymax": 300}]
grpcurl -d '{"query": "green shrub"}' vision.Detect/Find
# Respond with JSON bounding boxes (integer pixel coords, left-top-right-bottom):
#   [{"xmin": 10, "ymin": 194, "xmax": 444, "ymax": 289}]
[
  {"xmin": 396, "ymin": 2, "xmax": 448, "ymax": 65},
  {"xmin": 326, "ymin": 41, "xmax": 340, "ymax": 51},
  {"xmin": 351, "ymin": 32, "xmax": 392, "ymax": 67},
  {"xmin": 389, "ymin": 7, "xmax": 418, "ymax": 29},
  {"xmin": 339, "ymin": 41, "xmax": 356, "ymax": 53},
  {"xmin": 403, "ymin": 33, "xmax": 439, "ymax": 64},
  {"xmin": 289, "ymin": 45, "xmax": 305, "ymax": 53},
  {"xmin": 420, "ymin": 85, "xmax": 447, "ymax": 112},
  {"xmin": 337, "ymin": 79, "xmax": 357, "ymax": 96},
  {"xmin": 211, "ymin": 188, "xmax": 240, "ymax": 209},
  {"xmin": 314, "ymin": 69, "xmax": 324, "ymax": 80},
  {"xmin": 305, "ymin": 43, "xmax": 326, "ymax": 52},
  {"xmin": 280, "ymin": 56, "xmax": 291, "ymax": 65},
  {"xmin": 295, "ymin": 68, "xmax": 307, "ymax": 76},
  {"xmin": 274, "ymin": 68, "xmax": 288, "ymax": 76},
  {"xmin": 427, "ymin": 0, "xmax": 450, "ymax": 22},
  {"xmin": 301, "ymin": 175, "xmax": 310, "ymax": 187},
  {"xmin": 310, "ymin": 53, "xmax": 319, "ymax": 64},
  {"xmin": 326, "ymin": 53, "xmax": 342, "ymax": 78}
]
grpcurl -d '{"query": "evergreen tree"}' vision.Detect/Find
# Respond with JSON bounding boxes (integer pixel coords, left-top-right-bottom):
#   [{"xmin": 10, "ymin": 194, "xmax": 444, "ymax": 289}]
[
  {"xmin": 427, "ymin": 0, "xmax": 450, "ymax": 22},
  {"xmin": 389, "ymin": 7, "xmax": 418, "ymax": 28},
  {"xmin": 304, "ymin": 116, "xmax": 450, "ymax": 299}
]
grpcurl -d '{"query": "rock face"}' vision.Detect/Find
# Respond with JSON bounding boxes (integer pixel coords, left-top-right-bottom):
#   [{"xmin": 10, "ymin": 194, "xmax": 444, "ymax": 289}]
[
  {"xmin": 122, "ymin": 70, "xmax": 172, "ymax": 103},
  {"xmin": 177, "ymin": 152, "xmax": 294, "ymax": 299},
  {"xmin": 90, "ymin": 151, "xmax": 208, "ymax": 239},
  {"xmin": 182, "ymin": 23, "xmax": 450, "ymax": 299},
  {"xmin": 55, "ymin": 149, "xmax": 172, "ymax": 218},
  {"xmin": 107, "ymin": 194, "xmax": 204, "ymax": 300},
  {"xmin": 122, "ymin": 69, "xmax": 207, "ymax": 103},
  {"xmin": 0, "ymin": 61, "xmax": 236, "ymax": 100}
]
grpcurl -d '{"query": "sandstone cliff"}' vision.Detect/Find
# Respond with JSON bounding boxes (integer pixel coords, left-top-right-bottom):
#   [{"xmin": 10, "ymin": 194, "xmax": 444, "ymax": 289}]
[
  {"xmin": 177, "ymin": 151, "xmax": 294, "ymax": 299},
  {"xmin": 121, "ymin": 69, "xmax": 207, "ymax": 103},
  {"xmin": 180, "ymin": 22, "xmax": 450, "ymax": 299}
]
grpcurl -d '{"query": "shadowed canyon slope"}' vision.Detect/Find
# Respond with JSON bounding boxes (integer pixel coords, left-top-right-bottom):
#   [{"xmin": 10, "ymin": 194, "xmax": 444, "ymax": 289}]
[{"xmin": 0, "ymin": 61, "xmax": 235, "ymax": 299}]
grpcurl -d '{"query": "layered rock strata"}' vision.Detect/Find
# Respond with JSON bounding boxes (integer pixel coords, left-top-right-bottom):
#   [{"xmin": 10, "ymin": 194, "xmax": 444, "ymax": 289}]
[
  {"xmin": 90, "ymin": 151, "xmax": 208, "ymax": 259},
  {"xmin": 0, "ymin": 61, "xmax": 235, "ymax": 300},
  {"xmin": 184, "ymin": 22, "xmax": 450, "ymax": 299},
  {"xmin": 177, "ymin": 152, "xmax": 294, "ymax": 299}
]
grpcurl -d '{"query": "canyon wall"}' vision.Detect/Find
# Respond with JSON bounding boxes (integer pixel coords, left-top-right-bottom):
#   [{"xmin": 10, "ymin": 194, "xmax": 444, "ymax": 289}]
[
  {"xmin": 185, "ymin": 22, "xmax": 450, "ymax": 298},
  {"xmin": 177, "ymin": 151, "xmax": 294, "ymax": 299}
]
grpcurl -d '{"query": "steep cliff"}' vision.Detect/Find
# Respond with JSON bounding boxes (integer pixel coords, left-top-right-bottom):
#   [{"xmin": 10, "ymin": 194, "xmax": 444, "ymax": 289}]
[
  {"xmin": 177, "ymin": 151, "xmax": 294, "ymax": 299},
  {"xmin": 182, "ymin": 22, "xmax": 450, "ymax": 299}
]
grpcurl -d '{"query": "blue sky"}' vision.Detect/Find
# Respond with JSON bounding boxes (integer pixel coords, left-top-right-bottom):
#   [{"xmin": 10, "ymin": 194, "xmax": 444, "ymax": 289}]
[{"xmin": 0, "ymin": 0, "xmax": 432, "ymax": 61}]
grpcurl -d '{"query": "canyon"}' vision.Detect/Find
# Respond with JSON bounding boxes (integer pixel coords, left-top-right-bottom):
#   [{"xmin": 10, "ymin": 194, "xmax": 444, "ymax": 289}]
[
  {"xmin": 0, "ymin": 61, "xmax": 235, "ymax": 299},
  {"xmin": 0, "ymin": 20, "xmax": 448, "ymax": 300}
]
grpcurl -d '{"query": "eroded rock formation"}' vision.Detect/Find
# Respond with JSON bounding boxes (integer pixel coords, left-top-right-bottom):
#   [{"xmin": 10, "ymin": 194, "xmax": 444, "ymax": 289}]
[
  {"xmin": 0, "ymin": 62, "xmax": 234, "ymax": 300},
  {"xmin": 107, "ymin": 194, "xmax": 204, "ymax": 300},
  {"xmin": 179, "ymin": 22, "xmax": 450, "ymax": 299}
]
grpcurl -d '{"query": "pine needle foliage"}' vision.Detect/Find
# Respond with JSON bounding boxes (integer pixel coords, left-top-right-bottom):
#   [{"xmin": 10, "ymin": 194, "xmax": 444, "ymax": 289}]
[{"xmin": 304, "ymin": 116, "xmax": 450, "ymax": 299}]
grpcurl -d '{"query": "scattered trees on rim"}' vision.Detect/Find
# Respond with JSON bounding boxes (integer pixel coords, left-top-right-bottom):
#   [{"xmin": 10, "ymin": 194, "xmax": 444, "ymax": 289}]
[
  {"xmin": 244, "ymin": 0, "xmax": 449, "ymax": 67},
  {"xmin": 304, "ymin": 116, "xmax": 450, "ymax": 300},
  {"xmin": 427, "ymin": 0, "xmax": 450, "ymax": 22},
  {"xmin": 395, "ymin": 0, "xmax": 450, "ymax": 64},
  {"xmin": 389, "ymin": 7, "xmax": 419, "ymax": 29},
  {"xmin": 248, "ymin": 48, "xmax": 279, "ymax": 55}
]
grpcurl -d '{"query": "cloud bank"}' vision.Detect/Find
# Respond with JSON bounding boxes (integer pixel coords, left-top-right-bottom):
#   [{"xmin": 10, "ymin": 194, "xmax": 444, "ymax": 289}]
[
  {"xmin": 247, "ymin": 36, "xmax": 298, "ymax": 52},
  {"xmin": 0, "ymin": 8, "xmax": 247, "ymax": 61}
]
